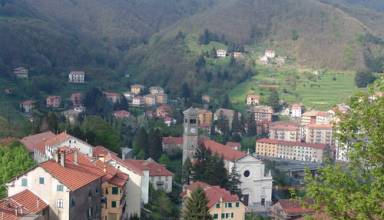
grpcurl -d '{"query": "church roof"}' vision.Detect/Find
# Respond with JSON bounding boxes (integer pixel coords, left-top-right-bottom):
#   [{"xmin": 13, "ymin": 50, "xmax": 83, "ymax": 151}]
[{"xmin": 202, "ymin": 139, "xmax": 246, "ymax": 161}]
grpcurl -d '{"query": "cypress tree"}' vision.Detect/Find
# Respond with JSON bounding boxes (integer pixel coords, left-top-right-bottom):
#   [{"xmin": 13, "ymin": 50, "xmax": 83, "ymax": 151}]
[
  {"xmin": 182, "ymin": 157, "xmax": 193, "ymax": 185},
  {"xmin": 133, "ymin": 127, "xmax": 148, "ymax": 158},
  {"xmin": 227, "ymin": 164, "xmax": 242, "ymax": 198},
  {"xmin": 247, "ymin": 113, "xmax": 257, "ymax": 136},
  {"xmin": 182, "ymin": 188, "xmax": 212, "ymax": 220},
  {"xmin": 148, "ymin": 128, "xmax": 162, "ymax": 161}
]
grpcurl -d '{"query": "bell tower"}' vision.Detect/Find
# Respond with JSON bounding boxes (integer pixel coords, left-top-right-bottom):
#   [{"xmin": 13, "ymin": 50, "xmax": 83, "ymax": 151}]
[{"xmin": 182, "ymin": 107, "xmax": 199, "ymax": 163}]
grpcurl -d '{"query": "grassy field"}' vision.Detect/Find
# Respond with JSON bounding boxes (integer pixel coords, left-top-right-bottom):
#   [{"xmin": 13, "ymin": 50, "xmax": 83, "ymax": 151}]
[{"xmin": 229, "ymin": 66, "xmax": 364, "ymax": 111}]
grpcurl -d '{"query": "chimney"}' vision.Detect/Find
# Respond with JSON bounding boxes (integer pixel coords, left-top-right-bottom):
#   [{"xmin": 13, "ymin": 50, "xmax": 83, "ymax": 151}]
[
  {"xmin": 74, "ymin": 149, "xmax": 78, "ymax": 165},
  {"xmin": 60, "ymin": 150, "xmax": 66, "ymax": 167},
  {"xmin": 103, "ymin": 164, "xmax": 107, "ymax": 173}
]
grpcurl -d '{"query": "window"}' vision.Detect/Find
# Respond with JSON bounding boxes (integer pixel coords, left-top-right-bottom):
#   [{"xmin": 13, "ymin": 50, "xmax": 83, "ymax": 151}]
[
  {"xmin": 236, "ymin": 202, "xmax": 239, "ymax": 207},
  {"xmin": 57, "ymin": 184, "xmax": 64, "ymax": 192},
  {"xmin": 231, "ymin": 213, "xmax": 234, "ymax": 218},
  {"xmin": 112, "ymin": 187, "xmax": 119, "ymax": 195},
  {"xmin": 213, "ymin": 214, "xmax": 218, "ymax": 219},
  {"xmin": 225, "ymin": 203, "xmax": 227, "ymax": 208},
  {"xmin": 243, "ymin": 170, "xmax": 250, "ymax": 177},
  {"xmin": 225, "ymin": 213, "xmax": 229, "ymax": 218},
  {"xmin": 21, "ymin": 178, "xmax": 27, "ymax": 187},
  {"xmin": 221, "ymin": 213, "xmax": 225, "ymax": 219},
  {"xmin": 56, "ymin": 199, "xmax": 64, "ymax": 208},
  {"xmin": 39, "ymin": 177, "xmax": 44, "ymax": 184},
  {"xmin": 261, "ymin": 198, "xmax": 265, "ymax": 206},
  {"xmin": 216, "ymin": 203, "xmax": 220, "ymax": 208},
  {"xmin": 111, "ymin": 201, "xmax": 117, "ymax": 208},
  {"xmin": 228, "ymin": 202, "xmax": 232, "ymax": 208},
  {"xmin": 71, "ymin": 198, "xmax": 76, "ymax": 207}
]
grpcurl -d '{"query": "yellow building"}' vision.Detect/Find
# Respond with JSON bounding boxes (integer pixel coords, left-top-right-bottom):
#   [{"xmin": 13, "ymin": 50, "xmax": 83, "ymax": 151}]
[
  {"xmin": 255, "ymin": 139, "xmax": 278, "ymax": 157},
  {"xmin": 197, "ymin": 108, "xmax": 213, "ymax": 127},
  {"xmin": 182, "ymin": 181, "xmax": 246, "ymax": 220},
  {"xmin": 95, "ymin": 161, "xmax": 129, "ymax": 220},
  {"xmin": 130, "ymin": 84, "xmax": 145, "ymax": 95}
]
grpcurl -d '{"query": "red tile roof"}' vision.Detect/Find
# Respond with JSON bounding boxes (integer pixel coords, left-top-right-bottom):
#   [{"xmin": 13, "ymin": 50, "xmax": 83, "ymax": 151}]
[
  {"xmin": 0, "ymin": 190, "xmax": 48, "ymax": 220},
  {"xmin": 225, "ymin": 142, "xmax": 241, "ymax": 149},
  {"xmin": 94, "ymin": 160, "xmax": 129, "ymax": 187},
  {"xmin": 93, "ymin": 145, "xmax": 118, "ymax": 158},
  {"xmin": 20, "ymin": 131, "xmax": 56, "ymax": 152},
  {"xmin": 270, "ymin": 121, "xmax": 299, "ymax": 131},
  {"xmin": 257, "ymin": 138, "xmax": 327, "ymax": 149},
  {"xmin": 306, "ymin": 123, "xmax": 333, "ymax": 129},
  {"xmin": 113, "ymin": 110, "xmax": 131, "ymax": 119},
  {"xmin": 43, "ymin": 132, "xmax": 72, "ymax": 147},
  {"xmin": 40, "ymin": 151, "xmax": 104, "ymax": 191},
  {"xmin": 162, "ymin": 136, "xmax": 183, "ymax": 145},
  {"xmin": 184, "ymin": 181, "xmax": 241, "ymax": 208},
  {"xmin": 203, "ymin": 139, "xmax": 246, "ymax": 161},
  {"xmin": 20, "ymin": 100, "xmax": 35, "ymax": 105},
  {"xmin": 124, "ymin": 159, "xmax": 173, "ymax": 177},
  {"xmin": 277, "ymin": 199, "xmax": 314, "ymax": 216}
]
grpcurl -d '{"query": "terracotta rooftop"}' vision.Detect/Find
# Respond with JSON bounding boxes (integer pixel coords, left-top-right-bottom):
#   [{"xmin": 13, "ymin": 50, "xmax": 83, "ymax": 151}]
[
  {"xmin": 113, "ymin": 110, "xmax": 131, "ymax": 119},
  {"xmin": 124, "ymin": 159, "xmax": 173, "ymax": 177},
  {"xmin": 270, "ymin": 121, "xmax": 299, "ymax": 131},
  {"xmin": 0, "ymin": 190, "xmax": 48, "ymax": 220},
  {"xmin": 20, "ymin": 131, "xmax": 56, "ymax": 153},
  {"xmin": 184, "ymin": 181, "xmax": 241, "ymax": 208},
  {"xmin": 225, "ymin": 142, "xmax": 241, "ymax": 149},
  {"xmin": 162, "ymin": 136, "xmax": 183, "ymax": 145},
  {"xmin": 43, "ymin": 132, "xmax": 72, "ymax": 147},
  {"xmin": 40, "ymin": 151, "xmax": 104, "ymax": 191},
  {"xmin": 93, "ymin": 145, "xmax": 118, "ymax": 158},
  {"xmin": 20, "ymin": 100, "xmax": 35, "ymax": 105},
  {"xmin": 302, "ymin": 111, "xmax": 328, "ymax": 117},
  {"xmin": 94, "ymin": 160, "xmax": 128, "ymax": 187},
  {"xmin": 203, "ymin": 139, "xmax": 246, "ymax": 161},
  {"xmin": 306, "ymin": 123, "xmax": 333, "ymax": 129},
  {"xmin": 277, "ymin": 199, "xmax": 314, "ymax": 217},
  {"xmin": 257, "ymin": 138, "xmax": 328, "ymax": 149}
]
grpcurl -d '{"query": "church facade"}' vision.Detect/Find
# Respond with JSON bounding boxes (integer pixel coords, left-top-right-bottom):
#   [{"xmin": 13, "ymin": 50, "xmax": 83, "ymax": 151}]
[{"xmin": 182, "ymin": 107, "xmax": 273, "ymax": 213}]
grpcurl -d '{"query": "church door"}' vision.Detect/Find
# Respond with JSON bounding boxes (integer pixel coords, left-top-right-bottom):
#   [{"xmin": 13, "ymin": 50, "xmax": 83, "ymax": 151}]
[{"xmin": 242, "ymin": 194, "xmax": 249, "ymax": 206}]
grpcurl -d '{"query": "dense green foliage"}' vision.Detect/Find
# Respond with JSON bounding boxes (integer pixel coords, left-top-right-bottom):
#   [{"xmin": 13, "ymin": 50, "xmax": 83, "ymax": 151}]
[
  {"xmin": 0, "ymin": 141, "xmax": 35, "ymax": 198},
  {"xmin": 305, "ymin": 78, "xmax": 384, "ymax": 219},
  {"xmin": 143, "ymin": 185, "xmax": 179, "ymax": 220},
  {"xmin": 182, "ymin": 187, "xmax": 212, "ymax": 220},
  {"xmin": 191, "ymin": 144, "xmax": 229, "ymax": 188},
  {"xmin": 354, "ymin": 70, "xmax": 376, "ymax": 88}
]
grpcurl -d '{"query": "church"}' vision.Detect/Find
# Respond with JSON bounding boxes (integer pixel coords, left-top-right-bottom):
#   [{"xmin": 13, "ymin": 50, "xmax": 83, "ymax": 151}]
[{"xmin": 182, "ymin": 107, "xmax": 273, "ymax": 212}]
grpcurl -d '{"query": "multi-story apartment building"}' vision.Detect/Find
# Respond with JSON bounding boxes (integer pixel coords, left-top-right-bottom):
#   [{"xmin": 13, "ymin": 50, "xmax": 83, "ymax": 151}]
[
  {"xmin": 256, "ymin": 138, "xmax": 327, "ymax": 162},
  {"xmin": 304, "ymin": 123, "xmax": 333, "ymax": 146},
  {"xmin": 269, "ymin": 121, "xmax": 300, "ymax": 142},
  {"xmin": 197, "ymin": 108, "xmax": 213, "ymax": 127},
  {"xmin": 7, "ymin": 150, "xmax": 103, "ymax": 220},
  {"xmin": 182, "ymin": 181, "xmax": 246, "ymax": 220},
  {"xmin": 248, "ymin": 105, "xmax": 273, "ymax": 123}
]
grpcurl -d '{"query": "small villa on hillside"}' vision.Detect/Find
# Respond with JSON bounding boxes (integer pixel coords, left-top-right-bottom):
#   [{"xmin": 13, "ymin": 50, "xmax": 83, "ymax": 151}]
[
  {"xmin": 68, "ymin": 71, "xmax": 85, "ymax": 83},
  {"xmin": 13, "ymin": 67, "xmax": 29, "ymax": 79},
  {"xmin": 216, "ymin": 49, "xmax": 227, "ymax": 58}
]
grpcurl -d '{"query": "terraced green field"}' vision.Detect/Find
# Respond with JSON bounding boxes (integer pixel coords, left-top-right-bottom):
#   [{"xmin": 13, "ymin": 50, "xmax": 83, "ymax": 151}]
[{"xmin": 229, "ymin": 66, "xmax": 364, "ymax": 111}]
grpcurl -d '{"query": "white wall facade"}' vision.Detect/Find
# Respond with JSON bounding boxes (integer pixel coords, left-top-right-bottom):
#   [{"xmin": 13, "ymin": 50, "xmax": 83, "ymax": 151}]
[{"xmin": 234, "ymin": 155, "xmax": 272, "ymax": 213}]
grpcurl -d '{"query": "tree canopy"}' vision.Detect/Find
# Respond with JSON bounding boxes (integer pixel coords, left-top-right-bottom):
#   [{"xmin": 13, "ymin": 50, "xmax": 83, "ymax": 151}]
[
  {"xmin": 182, "ymin": 187, "xmax": 212, "ymax": 220},
  {"xmin": 0, "ymin": 141, "xmax": 35, "ymax": 198},
  {"xmin": 305, "ymin": 78, "xmax": 384, "ymax": 219}
]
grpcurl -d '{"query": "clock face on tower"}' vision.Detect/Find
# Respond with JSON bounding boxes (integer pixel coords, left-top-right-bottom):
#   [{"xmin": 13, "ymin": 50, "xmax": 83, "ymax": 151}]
[{"xmin": 191, "ymin": 128, "xmax": 197, "ymax": 134}]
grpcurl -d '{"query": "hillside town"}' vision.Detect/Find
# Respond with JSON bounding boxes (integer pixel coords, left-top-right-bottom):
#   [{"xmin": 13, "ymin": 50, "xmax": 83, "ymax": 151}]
[{"xmin": 0, "ymin": 75, "xmax": 359, "ymax": 220}]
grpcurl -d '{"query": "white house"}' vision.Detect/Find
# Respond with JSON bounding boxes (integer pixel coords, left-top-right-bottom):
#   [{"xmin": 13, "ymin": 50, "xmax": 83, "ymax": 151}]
[
  {"xmin": 68, "ymin": 71, "xmax": 85, "ymax": 83},
  {"xmin": 216, "ymin": 49, "xmax": 227, "ymax": 58}
]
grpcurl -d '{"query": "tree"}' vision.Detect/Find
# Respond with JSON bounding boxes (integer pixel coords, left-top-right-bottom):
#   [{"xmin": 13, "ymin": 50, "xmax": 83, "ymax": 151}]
[
  {"xmin": 182, "ymin": 187, "xmax": 212, "ymax": 220},
  {"xmin": 81, "ymin": 116, "xmax": 121, "ymax": 153},
  {"xmin": 145, "ymin": 185, "xmax": 178, "ymax": 220},
  {"xmin": 247, "ymin": 113, "xmax": 257, "ymax": 136},
  {"xmin": 0, "ymin": 141, "xmax": 35, "ymax": 198},
  {"xmin": 221, "ymin": 94, "xmax": 232, "ymax": 109},
  {"xmin": 228, "ymin": 164, "xmax": 242, "ymax": 198},
  {"xmin": 215, "ymin": 111, "xmax": 230, "ymax": 137},
  {"xmin": 267, "ymin": 90, "xmax": 281, "ymax": 112},
  {"xmin": 147, "ymin": 128, "xmax": 162, "ymax": 161},
  {"xmin": 46, "ymin": 112, "xmax": 59, "ymax": 132},
  {"xmin": 132, "ymin": 127, "xmax": 148, "ymax": 158},
  {"xmin": 231, "ymin": 111, "xmax": 242, "ymax": 135},
  {"xmin": 182, "ymin": 157, "xmax": 193, "ymax": 185},
  {"xmin": 305, "ymin": 78, "xmax": 384, "ymax": 219},
  {"xmin": 354, "ymin": 70, "xmax": 376, "ymax": 88}
]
